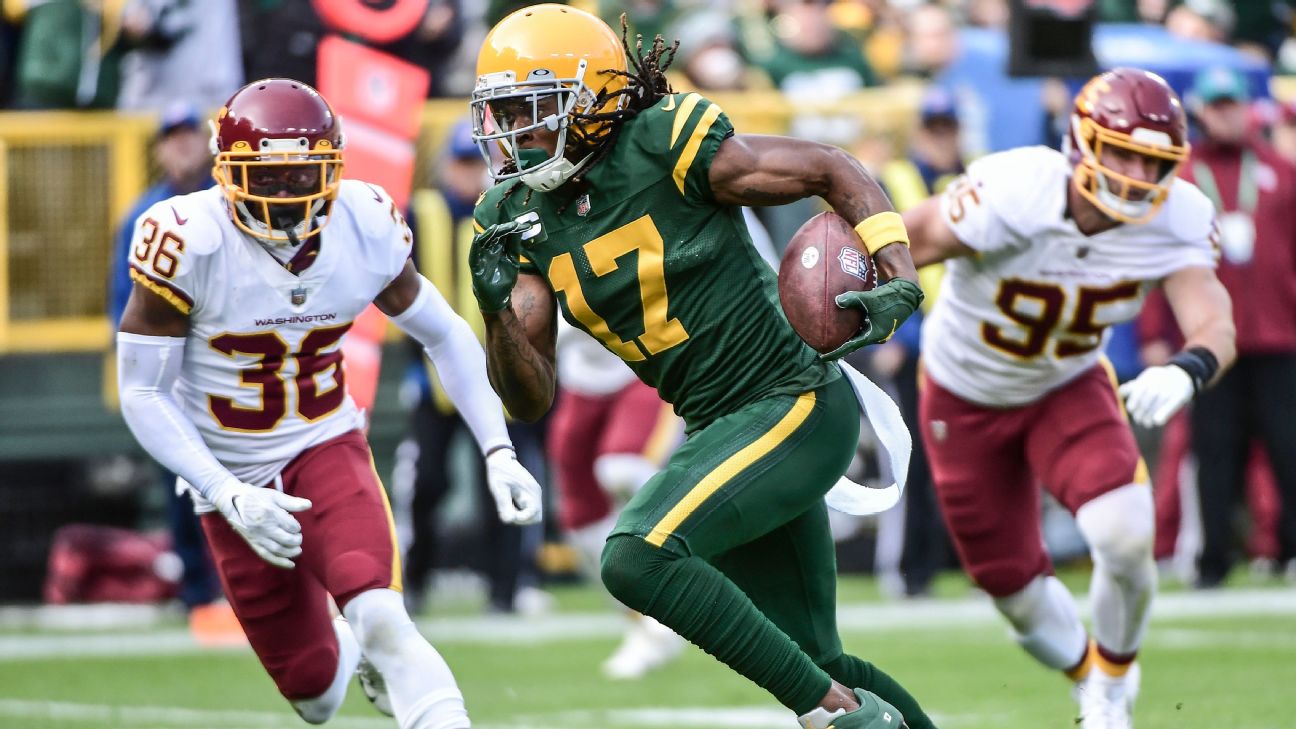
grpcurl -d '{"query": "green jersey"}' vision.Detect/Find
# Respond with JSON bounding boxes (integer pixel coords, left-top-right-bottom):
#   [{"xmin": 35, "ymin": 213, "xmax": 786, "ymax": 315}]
[{"xmin": 473, "ymin": 92, "xmax": 837, "ymax": 430}]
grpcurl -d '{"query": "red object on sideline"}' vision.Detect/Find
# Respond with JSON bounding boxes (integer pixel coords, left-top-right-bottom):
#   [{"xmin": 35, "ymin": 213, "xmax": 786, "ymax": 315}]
[
  {"xmin": 311, "ymin": 0, "xmax": 429, "ymax": 44},
  {"xmin": 317, "ymin": 35, "xmax": 430, "ymax": 210}
]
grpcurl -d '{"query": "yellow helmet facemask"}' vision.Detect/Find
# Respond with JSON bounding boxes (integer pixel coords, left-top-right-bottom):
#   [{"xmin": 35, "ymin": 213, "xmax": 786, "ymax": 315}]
[
  {"xmin": 470, "ymin": 4, "xmax": 629, "ymax": 192},
  {"xmin": 1071, "ymin": 116, "xmax": 1188, "ymax": 225}
]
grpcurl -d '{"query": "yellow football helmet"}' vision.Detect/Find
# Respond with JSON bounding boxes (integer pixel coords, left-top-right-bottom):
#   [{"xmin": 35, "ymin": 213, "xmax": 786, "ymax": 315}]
[{"xmin": 470, "ymin": 4, "xmax": 629, "ymax": 191}]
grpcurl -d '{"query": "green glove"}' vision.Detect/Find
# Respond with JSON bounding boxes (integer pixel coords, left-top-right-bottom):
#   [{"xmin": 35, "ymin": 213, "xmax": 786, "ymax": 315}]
[
  {"xmin": 820, "ymin": 278, "xmax": 925, "ymax": 361},
  {"xmin": 468, "ymin": 221, "xmax": 524, "ymax": 313}
]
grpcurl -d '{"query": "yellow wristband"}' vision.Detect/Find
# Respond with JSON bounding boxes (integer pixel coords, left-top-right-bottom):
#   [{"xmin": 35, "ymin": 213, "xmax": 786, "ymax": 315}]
[{"xmin": 854, "ymin": 211, "xmax": 910, "ymax": 256}]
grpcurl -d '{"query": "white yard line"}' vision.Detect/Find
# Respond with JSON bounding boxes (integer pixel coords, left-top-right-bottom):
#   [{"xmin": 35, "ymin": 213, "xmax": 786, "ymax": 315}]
[
  {"xmin": 0, "ymin": 699, "xmax": 392, "ymax": 729},
  {"xmin": 0, "ymin": 700, "xmax": 984, "ymax": 729},
  {"xmin": 0, "ymin": 588, "xmax": 1291, "ymax": 662},
  {"xmin": 545, "ymin": 707, "xmax": 812, "ymax": 729},
  {"xmin": 1152, "ymin": 627, "xmax": 1296, "ymax": 650}
]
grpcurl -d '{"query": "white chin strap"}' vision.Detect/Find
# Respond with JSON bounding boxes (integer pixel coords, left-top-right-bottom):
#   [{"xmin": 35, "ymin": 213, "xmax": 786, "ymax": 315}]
[
  {"xmin": 235, "ymin": 199, "xmax": 324, "ymax": 244},
  {"xmin": 519, "ymin": 152, "xmax": 590, "ymax": 192},
  {"xmin": 1093, "ymin": 172, "xmax": 1156, "ymax": 220}
]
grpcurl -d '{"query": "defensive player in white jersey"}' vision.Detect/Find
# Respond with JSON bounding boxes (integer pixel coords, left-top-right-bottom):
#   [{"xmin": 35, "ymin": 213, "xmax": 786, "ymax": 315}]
[
  {"xmin": 903, "ymin": 68, "xmax": 1236, "ymax": 729},
  {"xmin": 116, "ymin": 78, "xmax": 544, "ymax": 729}
]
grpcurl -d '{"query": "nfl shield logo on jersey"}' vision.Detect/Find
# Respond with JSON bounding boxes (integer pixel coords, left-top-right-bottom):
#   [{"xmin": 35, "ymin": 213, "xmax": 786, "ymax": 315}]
[
  {"xmin": 291, "ymin": 286, "xmax": 308, "ymax": 306},
  {"xmin": 838, "ymin": 247, "xmax": 868, "ymax": 281},
  {"xmin": 576, "ymin": 194, "xmax": 591, "ymax": 217}
]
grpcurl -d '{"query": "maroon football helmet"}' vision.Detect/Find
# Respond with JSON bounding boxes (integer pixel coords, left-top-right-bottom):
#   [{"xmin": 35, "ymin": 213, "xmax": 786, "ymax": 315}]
[
  {"xmin": 211, "ymin": 78, "xmax": 345, "ymax": 242},
  {"xmin": 1066, "ymin": 67, "xmax": 1189, "ymax": 224}
]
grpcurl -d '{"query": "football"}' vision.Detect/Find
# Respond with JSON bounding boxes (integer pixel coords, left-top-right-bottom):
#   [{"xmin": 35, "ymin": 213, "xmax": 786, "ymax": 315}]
[{"xmin": 777, "ymin": 212, "xmax": 877, "ymax": 354}]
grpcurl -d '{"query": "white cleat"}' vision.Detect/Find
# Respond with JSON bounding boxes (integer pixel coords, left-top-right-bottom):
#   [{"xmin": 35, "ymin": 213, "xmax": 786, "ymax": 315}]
[
  {"xmin": 1073, "ymin": 662, "xmax": 1139, "ymax": 729},
  {"xmin": 357, "ymin": 655, "xmax": 393, "ymax": 717},
  {"xmin": 601, "ymin": 616, "xmax": 685, "ymax": 680}
]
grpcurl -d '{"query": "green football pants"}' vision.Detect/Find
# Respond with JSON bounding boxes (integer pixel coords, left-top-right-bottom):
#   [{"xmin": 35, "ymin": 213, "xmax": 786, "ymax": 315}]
[{"xmin": 606, "ymin": 373, "xmax": 858, "ymax": 670}]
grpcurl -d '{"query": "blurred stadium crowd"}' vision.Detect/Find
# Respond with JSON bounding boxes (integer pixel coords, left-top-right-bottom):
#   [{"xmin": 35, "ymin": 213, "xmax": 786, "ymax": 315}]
[
  {"xmin": 4, "ymin": 0, "xmax": 1296, "ymax": 110},
  {"xmin": 1, "ymin": 0, "xmax": 1295, "ymax": 656}
]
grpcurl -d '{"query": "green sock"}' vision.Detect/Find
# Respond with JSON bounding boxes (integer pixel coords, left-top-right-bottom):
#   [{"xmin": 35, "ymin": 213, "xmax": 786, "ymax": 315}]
[
  {"xmin": 602, "ymin": 535, "xmax": 831, "ymax": 713},
  {"xmin": 821, "ymin": 653, "xmax": 937, "ymax": 729}
]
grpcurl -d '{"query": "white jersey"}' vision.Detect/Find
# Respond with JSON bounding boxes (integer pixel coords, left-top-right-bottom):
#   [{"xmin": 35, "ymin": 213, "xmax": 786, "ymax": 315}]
[
  {"xmin": 555, "ymin": 317, "xmax": 638, "ymax": 397},
  {"xmin": 921, "ymin": 146, "xmax": 1218, "ymax": 407},
  {"xmin": 128, "ymin": 181, "xmax": 412, "ymax": 486}
]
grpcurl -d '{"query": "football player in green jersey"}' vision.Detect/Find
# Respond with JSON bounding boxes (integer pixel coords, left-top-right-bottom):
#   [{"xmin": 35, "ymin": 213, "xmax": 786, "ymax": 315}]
[{"xmin": 468, "ymin": 7, "xmax": 931, "ymax": 729}]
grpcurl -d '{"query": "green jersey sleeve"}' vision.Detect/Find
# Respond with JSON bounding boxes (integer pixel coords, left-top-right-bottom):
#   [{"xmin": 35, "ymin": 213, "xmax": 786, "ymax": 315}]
[{"xmin": 625, "ymin": 93, "xmax": 734, "ymax": 204}]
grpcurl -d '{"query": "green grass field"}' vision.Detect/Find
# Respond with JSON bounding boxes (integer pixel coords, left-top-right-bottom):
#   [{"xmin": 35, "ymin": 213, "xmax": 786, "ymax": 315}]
[{"xmin": 1, "ymin": 575, "xmax": 1292, "ymax": 729}]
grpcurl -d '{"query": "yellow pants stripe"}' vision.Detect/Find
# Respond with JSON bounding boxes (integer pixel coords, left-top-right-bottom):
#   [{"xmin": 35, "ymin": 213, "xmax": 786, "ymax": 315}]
[
  {"xmin": 367, "ymin": 452, "xmax": 404, "ymax": 593},
  {"xmin": 646, "ymin": 391, "xmax": 816, "ymax": 547},
  {"xmin": 1099, "ymin": 357, "xmax": 1150, "ymax": 485}
]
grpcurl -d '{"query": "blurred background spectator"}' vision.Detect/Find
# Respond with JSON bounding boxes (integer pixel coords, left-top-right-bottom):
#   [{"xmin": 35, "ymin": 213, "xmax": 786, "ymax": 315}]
[
  {"xmin": 1164, "ymin": 0, "xmax": 1234, "ymax": 45},
  {"xmin": 238, "ymin": 0, "xmax": 327, "ymax": 88},
  {"xmin": 8, "ymin": 0, "xmax": 124, "ymax": 108},
  {"xmin": 395, "ymin": 120, "xmax": 549, "ymax": 615},
  {"xmin": 1178, "ymin": 66, "xmax": 1296, "ymax": 588},
  {"xmin": 902, "ymin": 3, "xmax": 958, "ymax": 79},
  {"xmin": 107, "ymin": 102, "xmax": 211, "ymax": 324},
  {"xmin": 756, "ymin": 0, "xmax": 877, "ymax": 98},
  {"xmin": 869, "ymin": 86, "xmax": 964, "ymax": 598},
  {"xmin": 668, "ymin": 8, "xmax": 772, "ymax": 92},
  {"xmin": 115, "ymin": 0, "xmax": 242, "ymax": 112},
  {"xmin": 1270, "ymin": 100, "xmax": 1296, "ymax": 165},
  {"xmin": 375, "ymin": 0, "xmax": 465, "ymax": 98}
]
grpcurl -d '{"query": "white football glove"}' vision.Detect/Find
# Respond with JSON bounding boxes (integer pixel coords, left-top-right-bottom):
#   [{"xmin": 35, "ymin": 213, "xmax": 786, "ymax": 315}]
[
  {"xmin": 485, "ymin": 448, "xmax": 543, "ymax": 525},
  {"xmin": 1118, "ymin": 364, "xmax": 1195, "ymax": 428},
  {"xmin": 209, "ymin": 478, "xmax": 313, "ymax": 569}
]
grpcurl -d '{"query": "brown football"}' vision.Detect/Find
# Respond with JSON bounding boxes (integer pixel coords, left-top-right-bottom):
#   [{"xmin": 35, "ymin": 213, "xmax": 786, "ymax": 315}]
[{"xmin": 777, "ymin": 211, "xmax": 877, "ymax": 354}]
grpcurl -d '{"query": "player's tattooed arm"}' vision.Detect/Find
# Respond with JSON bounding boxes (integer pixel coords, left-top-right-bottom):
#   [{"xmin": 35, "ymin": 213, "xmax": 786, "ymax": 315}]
[
  {"xmin": 709, "ymin": 133, "xmax": 917, "ymax": 282},
  {"xmin": 483, "ymin": 273, "xmax": 557, "ymax": 422}
]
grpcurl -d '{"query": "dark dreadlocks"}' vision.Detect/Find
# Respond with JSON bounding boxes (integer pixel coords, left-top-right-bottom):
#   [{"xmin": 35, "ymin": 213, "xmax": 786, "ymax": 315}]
[{"xmin": 498, "ymin": 15, "xmax": 679, "ymax": 209}]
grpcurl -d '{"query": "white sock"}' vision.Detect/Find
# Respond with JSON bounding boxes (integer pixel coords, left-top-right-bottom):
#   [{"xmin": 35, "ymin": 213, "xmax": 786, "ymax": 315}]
[
  {"xmin": 290, "ymin": 617, "xmax": 362, "ymax": 724},
  {"xmin": 344, "ymin": 589, "xmax": 469, "ymax": 729},
  {"xmin": 567, "ymin": 513, "xmax": 618, "ymax": 581},
  {"xmin": 1076, "ymin": 483, "xmax": 1156, "ymax": 658},
  {"xmin": 594, "ymin": 453, "xmax": 659, "ymax": 499},
  {"xmin": 993, "ymin": 575, "xmax": 1088, "ymax": 671},
  {"xmin": 570, "ymin": 514, "xmax": 647, "ymax": 642}
]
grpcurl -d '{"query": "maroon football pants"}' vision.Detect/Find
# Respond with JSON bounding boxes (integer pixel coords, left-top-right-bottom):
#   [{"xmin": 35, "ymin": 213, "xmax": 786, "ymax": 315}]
[
  {"xmin": 920, "ymin": 364, "xmax": 1146, "ymax": 597},
  {"xmin": 201, "ymin": 430, "xmax": 400, "ymax": 700}
]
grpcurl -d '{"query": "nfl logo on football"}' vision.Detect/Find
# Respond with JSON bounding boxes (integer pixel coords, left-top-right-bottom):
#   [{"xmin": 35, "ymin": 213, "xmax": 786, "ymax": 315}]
[{"xmin": 837, "ymin": 247, "xmax": 867, "ymax": 281}]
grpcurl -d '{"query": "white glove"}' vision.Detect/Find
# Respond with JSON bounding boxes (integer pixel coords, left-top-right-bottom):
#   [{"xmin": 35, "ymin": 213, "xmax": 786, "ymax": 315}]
[
  {"xmin": 209, "ymin": 478, "xmax": 313, "ymax": 569},
  {"xmin": 1118, "ymin": 365, "xmax": 1195, "ymax": 428},
  {"xmin": 485, "ymin": 448, "xmax": 543, "ymax": 525}
]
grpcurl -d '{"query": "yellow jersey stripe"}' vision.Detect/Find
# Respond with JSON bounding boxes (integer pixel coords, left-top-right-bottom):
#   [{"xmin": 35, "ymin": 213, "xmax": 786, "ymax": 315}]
[
  {"xmin": 646, "ymin": 391, "xmax": 816, "ymax": 547},
  {"xmin": 1099, "ymin": 357, "xmax": 1150, "ymax": 485},
  {"xmin": 472, "ymin": 220, "xmax": 485, "ymax": 234},
  {"xmin": 129, "ymin": 267, "xmax": 192, "ymax": 315},
  {"xmin": 669, "ymin": 93, "xmax": 703, "ymax": 148},
  {"xmin": 672, "ymin": 103, "xmax": 724, "ymax": 195}
]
